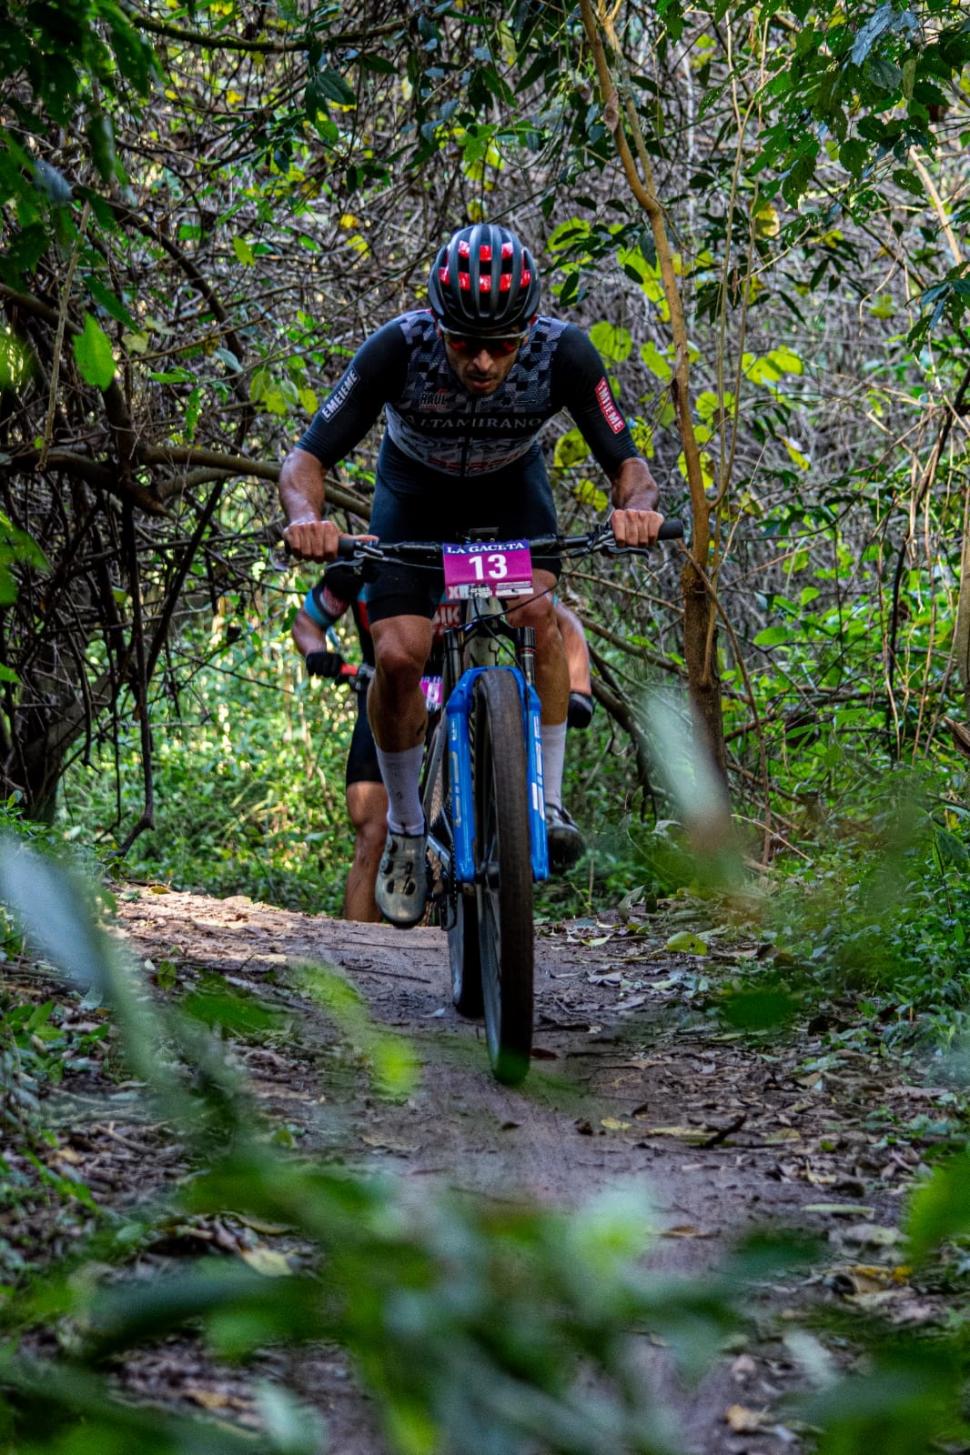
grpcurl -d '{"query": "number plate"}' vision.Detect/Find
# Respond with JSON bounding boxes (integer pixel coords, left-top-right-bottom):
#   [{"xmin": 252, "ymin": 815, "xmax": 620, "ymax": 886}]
[{"xmin": 442, "ymin": 541, "xmax": 533, "ymax": 600}]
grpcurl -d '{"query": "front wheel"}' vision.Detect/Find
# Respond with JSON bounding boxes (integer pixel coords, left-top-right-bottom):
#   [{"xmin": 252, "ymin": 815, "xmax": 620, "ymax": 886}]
[
  {"xmin": 423, "ymin": 718, "xmax": 483, "ymax": 1018},
  {"xmin": 449, "ymin": 890, "xmax": 483, "ymax": 1019},
  {"xmin": 474, "ymin": 670, "xmax": 534, "ymax": 1085}
]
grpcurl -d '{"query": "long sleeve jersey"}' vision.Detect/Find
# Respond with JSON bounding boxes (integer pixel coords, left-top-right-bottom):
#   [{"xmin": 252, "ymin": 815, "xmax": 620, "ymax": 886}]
[{"xmin": 297, "ymin": 311, "xmax": 639, "ymax": 480}]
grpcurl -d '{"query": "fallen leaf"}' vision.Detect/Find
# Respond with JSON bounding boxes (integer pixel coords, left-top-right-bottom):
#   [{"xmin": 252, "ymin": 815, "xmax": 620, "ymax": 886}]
[
  {"xmin": 186, "ymin": 1388, "xmax": 230, "ymax": 1411},
  {"xmin": 235, "ymin": 1215, "xmax": 289, "ymax": 1236},
  {"xmin": 725, "ymin": 1404, "xmax": 767, "ymax": 1432},
  {"xmin": 637, "ymin": 1125, "xmax": 710, "ymax": 1145},
  {"xmin": 804, "ymin": 1203, "xmax": 876, "ymax": 1218},
  {"xmin": 601, "ymin": 1117, "xmax": 632, "ymax": 1132},
  {"xmin": 731, "ymin": 1354, "xmax": 757, "ymax": 1381},
  {"xmin": 360, "ymin": 1133, "xmax": 417, "ymax": 1154},
  {"xmin": 148, "ymin": 884, "xmax": 171, "ymax": 894},
  {"xmin": 839, "ymin": 1222, "xmax": 901, "ymax": 1248},
  {"xmin": 831, "ymin": 1263, "xmax": 911, "ymax": 1295},
  {"xmin": 664, "ymin": 930, "xmax": 710, "ymax": 956},
  {"xmin": 661, "ymin": 1224, "xmax": 715, "ymax": 1239},
  {"xmin": 239, "ymin": 1246, "xmax": 292, "ymax": 1277}
]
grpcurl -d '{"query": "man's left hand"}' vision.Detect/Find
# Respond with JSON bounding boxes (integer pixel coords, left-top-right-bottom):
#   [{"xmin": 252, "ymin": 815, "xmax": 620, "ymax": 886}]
[{"xmin": 611, "ymin": 506, "xmax": 665, "ymax": 547}]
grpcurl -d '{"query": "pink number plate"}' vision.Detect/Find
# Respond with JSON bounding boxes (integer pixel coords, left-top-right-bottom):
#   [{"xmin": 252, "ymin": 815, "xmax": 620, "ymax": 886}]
[{"xmin": 442, "ymin": 541, "xmax": 533, "ymax": 600}]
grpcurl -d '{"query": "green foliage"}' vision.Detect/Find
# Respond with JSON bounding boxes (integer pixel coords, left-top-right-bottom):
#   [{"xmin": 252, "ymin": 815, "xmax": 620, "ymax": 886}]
[
  {"xmin": 62, "ymin": 592, "xmax": 357, "ymax": 914},
  {"xmin": 0, "ymin": 0, "xmax": 156, "ymax": 283},
  {"xmin": 0, "ymin": 841, "xmax": 798, "ymax": 1455},
  {"xmin": 72, "ymin": 314, "xmax": 115, "ymax": 389}
]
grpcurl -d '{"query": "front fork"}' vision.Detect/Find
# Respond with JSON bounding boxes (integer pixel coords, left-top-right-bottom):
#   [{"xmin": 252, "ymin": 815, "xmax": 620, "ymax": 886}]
[{"xmin": 444, "ymin": 653, "xmax": 548, "ymax": 886}]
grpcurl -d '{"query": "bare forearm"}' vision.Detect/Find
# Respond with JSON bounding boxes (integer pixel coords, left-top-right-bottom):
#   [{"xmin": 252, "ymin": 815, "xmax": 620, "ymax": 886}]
[
  {"xmin": 279, "ymin": 447, "xmax": 327, "ymax": 524},
  {"xmin": 611, "ymin": 457, "xmax": 660, "ymax": 513},
  {"xmin": 280, "ymin": 448, "xmax": 347, "ymax": 561},
  {"xmin": 292, "ymin": 607, "xmax": 327, "ymax": 656},
  {"xmin": 609, "ymin": 457, "xmax": 664, "ymax": 546}
]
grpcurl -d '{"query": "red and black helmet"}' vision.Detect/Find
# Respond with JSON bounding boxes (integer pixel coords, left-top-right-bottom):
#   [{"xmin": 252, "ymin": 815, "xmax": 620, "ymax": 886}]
[{"xmin": 427, "ymin": 224, "xmax": 541, "ymax": 333}]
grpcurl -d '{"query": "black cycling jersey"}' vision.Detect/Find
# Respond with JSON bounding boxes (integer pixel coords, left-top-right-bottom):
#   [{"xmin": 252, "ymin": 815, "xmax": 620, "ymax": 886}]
[{"xmin": 297, "ymin": 311, "xmax": 638, "ymax": 480}]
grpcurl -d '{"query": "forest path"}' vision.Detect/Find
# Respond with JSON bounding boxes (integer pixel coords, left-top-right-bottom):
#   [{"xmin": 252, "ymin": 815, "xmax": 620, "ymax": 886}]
[{"xmin": 114, "ymin": 886, "xmax": 920, "ymax": 1454}]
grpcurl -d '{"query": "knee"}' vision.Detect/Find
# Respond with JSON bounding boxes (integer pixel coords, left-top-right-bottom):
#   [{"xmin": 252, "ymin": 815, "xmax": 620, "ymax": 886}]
[
  {"xmin": 374, "ymin": 640, "xmax": 422, "ymax": 690},
  {"xmin": 373, "ymin": 625, "xmax": 428, "ymax": 689},
  {"xmin": 514, "ymin": 594, "xmax": 559, "ymax": 640}
]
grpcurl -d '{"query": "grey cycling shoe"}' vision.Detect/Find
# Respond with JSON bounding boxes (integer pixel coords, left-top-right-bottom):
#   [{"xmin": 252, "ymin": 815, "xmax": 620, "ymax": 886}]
[
  {"xmin": 545, "ymin": 803, "xmax": 585, "ymax": 873},
  {"xmin": 375, "ymin": 827, "xmax": 429, "ymax": 928}
]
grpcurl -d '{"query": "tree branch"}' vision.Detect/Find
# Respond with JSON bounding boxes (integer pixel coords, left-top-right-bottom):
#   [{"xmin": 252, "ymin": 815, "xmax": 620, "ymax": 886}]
[
  {"xmin": 121, "ymin": 5, "xmax": 404, "ymax": 55},
  {"xmin": 143, "ymin": 445, "xmax": 370, "ymax": 517}
]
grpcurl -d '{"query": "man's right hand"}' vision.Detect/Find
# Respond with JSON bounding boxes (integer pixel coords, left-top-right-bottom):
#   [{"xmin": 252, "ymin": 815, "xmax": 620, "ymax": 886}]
[{"xmin": 283, "ymin": 517, "xmax": 343, "ymax": 562}]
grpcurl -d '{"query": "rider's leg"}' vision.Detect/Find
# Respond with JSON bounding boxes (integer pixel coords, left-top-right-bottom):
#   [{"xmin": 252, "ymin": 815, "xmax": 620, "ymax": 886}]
[
  {"xmin": 555, "ymin": 601, "xmax": 595, "ymax": 730},
  {"xmin": 368, "ymin": 614, "xmax": 433, "ymax": 835},
  {"xmin": 506, "ymin": 571, "xmax": 568, "ymax": 805},
  {"xmin": 507, "ymin": 571, "xmax": 584, "ymax": 869},
  {"xmin": 344, "ymin": 781, "xmax": 389, "ymax": 921},
  {"xmin": 556, "ymin": 602, "xmax": 592, "ymax": 694},
  {"xmin": 506, "ymin": 570, "xmax": 568, "ymax": 722}
]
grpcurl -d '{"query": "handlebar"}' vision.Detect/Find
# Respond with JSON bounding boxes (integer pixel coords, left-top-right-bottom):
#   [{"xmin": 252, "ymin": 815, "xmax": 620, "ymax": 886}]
[{"xmin": 332, "ymin": 518, "xmax": 685, "ymax": 566}]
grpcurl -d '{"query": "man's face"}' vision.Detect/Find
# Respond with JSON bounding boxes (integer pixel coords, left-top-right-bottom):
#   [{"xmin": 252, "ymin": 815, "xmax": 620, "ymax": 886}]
[{"xmin": 440, "ymin": 329, "xmax": 525, "ymax": 395}]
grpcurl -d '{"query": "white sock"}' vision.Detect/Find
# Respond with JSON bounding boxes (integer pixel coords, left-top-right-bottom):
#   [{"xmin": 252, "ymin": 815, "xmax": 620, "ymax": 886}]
[
  {"xmin": 375, "ymin": 745, "xmax": 425, "ymax": 836},
  {"xmin": 540, "ymin": 721, "xmax": 567, "ymax": 811}
]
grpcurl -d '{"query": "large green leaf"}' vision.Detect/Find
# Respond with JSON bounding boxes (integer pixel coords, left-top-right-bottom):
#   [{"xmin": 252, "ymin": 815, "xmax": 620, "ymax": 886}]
[
  {"xmin": 73, "ymin": 313, "xmax": 115, "ymax": 389},
  {"xmin": 588, "ymin": 321, "xmax": 632, "ymax": 364}
]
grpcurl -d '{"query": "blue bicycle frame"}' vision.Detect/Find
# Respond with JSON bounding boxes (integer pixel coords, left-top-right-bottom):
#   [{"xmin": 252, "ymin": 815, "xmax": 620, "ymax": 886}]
[{"xmin": 445, "ymin": 665, "xmax": 549, "ymax": 885}]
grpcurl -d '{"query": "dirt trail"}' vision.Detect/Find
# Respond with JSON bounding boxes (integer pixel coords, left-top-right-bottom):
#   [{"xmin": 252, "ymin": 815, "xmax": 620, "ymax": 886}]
[{"xmin": 111, "ymin": 887, "xmax": 926, "ymax": 1453}]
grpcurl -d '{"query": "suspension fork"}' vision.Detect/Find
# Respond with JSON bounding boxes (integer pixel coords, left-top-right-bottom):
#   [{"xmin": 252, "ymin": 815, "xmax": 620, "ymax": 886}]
[{"xmin": 512, "ymin": 625, "xmax": 548, "ymax": 880}]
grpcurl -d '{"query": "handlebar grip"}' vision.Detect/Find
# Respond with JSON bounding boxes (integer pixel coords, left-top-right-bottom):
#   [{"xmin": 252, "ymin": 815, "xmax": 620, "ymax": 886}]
[
  {"xmin": 658, "ymin": 517, "xmax": 684, "ymax": 541},
  {"xmin": 336, "ymin": 536, "xmax": 360, "ymax": 560}
]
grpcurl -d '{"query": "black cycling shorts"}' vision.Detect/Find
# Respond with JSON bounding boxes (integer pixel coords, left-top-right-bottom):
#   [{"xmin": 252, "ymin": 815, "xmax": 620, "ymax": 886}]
[
  {"xmin": 345, "ymin": 695, "xmax": 381, "ymax": 787},
  {"xmin": 365, "ymin": 438, "xmax": 561, "ymax": 625}
]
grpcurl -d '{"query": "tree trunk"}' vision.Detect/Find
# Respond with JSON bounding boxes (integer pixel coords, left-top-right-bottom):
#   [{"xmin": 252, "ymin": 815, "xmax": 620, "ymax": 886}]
[
  {"xmin": 579, "ymin": 0, "xmax": 728, "ymax": 783},
  {"xmin": 956, "ymin": 501, "xmax": 970, "ymax": 720},
  {"xmin": 682, "ymin": 564, "xmax": 727, "ymax": 777}
]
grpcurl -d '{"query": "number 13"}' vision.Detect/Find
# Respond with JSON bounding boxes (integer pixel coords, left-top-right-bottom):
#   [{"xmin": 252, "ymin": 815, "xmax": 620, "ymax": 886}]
[{"xmin": 471, "ymin": 552, "xmax": 508, "ymax": 581}]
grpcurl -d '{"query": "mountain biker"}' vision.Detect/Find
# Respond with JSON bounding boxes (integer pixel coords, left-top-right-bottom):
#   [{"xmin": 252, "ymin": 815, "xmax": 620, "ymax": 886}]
[
  {"xmin": 294, "ymin": 564, "xmax": 596, "ymax": 922},
  {"xmin": 280, "ymin": 222, "xmax": 664, "ymax": 927}
]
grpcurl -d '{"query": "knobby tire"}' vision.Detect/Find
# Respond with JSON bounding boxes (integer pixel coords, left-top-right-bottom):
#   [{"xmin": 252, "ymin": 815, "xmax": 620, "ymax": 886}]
[
  {"xmin": 474, "ymin": 670, "xmax": 533, "ymax": 1084},
  {"xmin": 422, "ymin": 720, "xmax": 483, "ymax": 1018}
]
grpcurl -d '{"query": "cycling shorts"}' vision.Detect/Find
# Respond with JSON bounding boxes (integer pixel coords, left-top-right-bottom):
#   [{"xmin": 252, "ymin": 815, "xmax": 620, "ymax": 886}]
[
  {"xmin": 366, "ymin": 438, "xmax": 561, "ymax": 625},
  {"xmin": 346, "ymin": 695, "xmax": 381, "ymax": 787}
]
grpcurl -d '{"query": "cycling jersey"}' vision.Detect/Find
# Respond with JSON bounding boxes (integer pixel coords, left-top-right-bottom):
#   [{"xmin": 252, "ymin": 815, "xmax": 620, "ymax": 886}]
[{"xmin": 297, "ymin": 311, "xmax": 638, "ymax": 480}]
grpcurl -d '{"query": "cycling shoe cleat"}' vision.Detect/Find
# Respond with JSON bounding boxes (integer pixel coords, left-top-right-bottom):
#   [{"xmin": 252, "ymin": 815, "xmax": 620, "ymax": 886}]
[
  {"xmin": 376, "ymin": 827, "xmax": 429, "ymax": 928},
  {"xmin": 545, "ymin": 803, "xmax": 585, "ymax": 873}
]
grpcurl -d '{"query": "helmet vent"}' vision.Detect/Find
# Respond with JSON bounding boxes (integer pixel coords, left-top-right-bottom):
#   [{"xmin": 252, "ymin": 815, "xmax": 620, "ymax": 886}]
[{"xmin": 428, "ymin": 224, "xmax": 541, "ymax": 331}]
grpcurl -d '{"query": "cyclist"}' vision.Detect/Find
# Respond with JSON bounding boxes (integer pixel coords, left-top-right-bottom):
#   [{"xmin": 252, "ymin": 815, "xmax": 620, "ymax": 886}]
[
  {"xmin": 280, "ymin": 222, "xmax": 664, "ymax": 927},
  {"xmin": 294, "ymin": 565, "xmax": 596, "ymax": 922}
]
